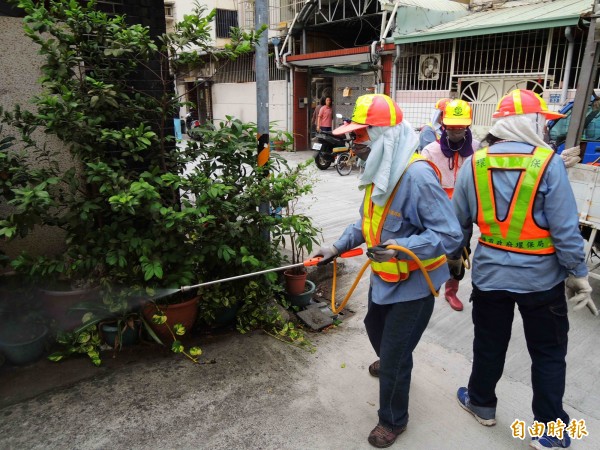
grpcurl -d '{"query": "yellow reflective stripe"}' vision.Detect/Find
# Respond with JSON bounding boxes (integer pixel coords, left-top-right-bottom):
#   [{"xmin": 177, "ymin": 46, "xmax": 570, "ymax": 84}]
[
  {"xmin": 382, "ymin": 95, "xmax": 397, "ymax": 126},
  {"xmin": 352, "ymin": 95, "xmax": 372, "ymax": 124},
  {"xmin": 513, "ymin": 90, "xmax": 524, "ymax": 115}
]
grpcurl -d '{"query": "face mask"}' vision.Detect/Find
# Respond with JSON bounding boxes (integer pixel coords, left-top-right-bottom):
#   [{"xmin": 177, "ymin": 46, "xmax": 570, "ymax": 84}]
[
  {"xmin": 353, "ymin": 140, "xmax": 371, "ymax": 161},
  {"xmin": 445, "ymin": 127, "xmax": 467, "ymax": 142}
]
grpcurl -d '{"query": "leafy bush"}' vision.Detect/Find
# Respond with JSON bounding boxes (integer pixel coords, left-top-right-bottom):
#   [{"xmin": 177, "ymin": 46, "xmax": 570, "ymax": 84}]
[{"xmin": 0, "ymin": 0, "xmax": 319, "ymax": 362}]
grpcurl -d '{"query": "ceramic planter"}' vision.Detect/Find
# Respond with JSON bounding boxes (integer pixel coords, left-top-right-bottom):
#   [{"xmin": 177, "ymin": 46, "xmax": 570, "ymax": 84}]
[
  {"xmin": 100, "ymin": 320, "xmax": 141, "ymax": 348},
  {"xmin": 142, "ymin": 296, "xmax": 199, "ymax": 344},
  {"xmin": 213, "ymin": 303, "xmax": 240, "ymax": 325},
  {"xmin": 0, "ymin": 322, "xmax": 48, "ymax": 366},
  {"xmin": 285, "ymin": 280, "xmax": 316, "ymax": 308}
]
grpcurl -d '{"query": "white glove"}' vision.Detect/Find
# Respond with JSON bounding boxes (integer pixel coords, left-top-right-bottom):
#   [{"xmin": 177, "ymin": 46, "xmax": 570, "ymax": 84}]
[
  {"xmin": 313, "ymin": 245, "xmax": 338, "ymax": 266},
  {"xmin": 447, "ymin": 259, "xmax": 463, "ymax": 277},
  {"xmin": 369, "ymin": 239, "xmax": 398, "ymax": 263},
  {"xmin": 560, "ymin": 146, "xmax": 581, "ymax": 168},
  {"xmin": 565, "ymin": 274, "xmax": 599, "ymax": 316}
]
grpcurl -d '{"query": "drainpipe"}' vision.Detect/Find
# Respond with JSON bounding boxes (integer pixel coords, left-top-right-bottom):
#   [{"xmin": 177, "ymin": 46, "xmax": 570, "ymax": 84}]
[
  {"xmin": 272, "ymin": 37, "xmax": 282, "ymax": 70},
  {"xmin": 561, "ymin": 26, "xmax": 575, "ymax": 105},
  {"xmin": 371, "ymin": 41, "xmax": 383, "ymax": 93},
  {"xmin": 391, "ymin": 44, "xmax": 400, "ymax": 101}
]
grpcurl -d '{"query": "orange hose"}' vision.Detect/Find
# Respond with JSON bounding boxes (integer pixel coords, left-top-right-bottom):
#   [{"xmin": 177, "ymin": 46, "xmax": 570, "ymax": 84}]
[{"xmin": 330, "ymin": 245, "xmax": 441, "ymax": 314}]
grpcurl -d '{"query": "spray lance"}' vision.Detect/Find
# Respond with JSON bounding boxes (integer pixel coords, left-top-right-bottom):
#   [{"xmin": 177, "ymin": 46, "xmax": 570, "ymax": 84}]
[
  {"xmin": 180, "ymin": 248, "xmax": 364, "ymax": 292},
  {"xmin": 180, "ymin": 244, "xmax": 457, "ymax": 316}
]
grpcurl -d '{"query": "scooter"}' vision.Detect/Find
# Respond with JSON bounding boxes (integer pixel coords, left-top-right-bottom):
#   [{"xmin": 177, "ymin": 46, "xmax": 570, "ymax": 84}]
[
  {"xmin": 185, "ymin": 111, "xmax": 201, "ymax": 140},
  {"xmin": 312, "ymin": 114, "xmax": 353, "ymax": 170}
]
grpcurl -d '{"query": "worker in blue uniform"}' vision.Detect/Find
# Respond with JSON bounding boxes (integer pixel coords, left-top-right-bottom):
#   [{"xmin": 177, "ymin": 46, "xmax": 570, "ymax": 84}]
[
  {"xmin": 314, "ymin": 94, "xmax": 463, "ymax": 448},
  {"xmin": 451, "ymin": 89, "xmax": 598, "ymax": 450}
]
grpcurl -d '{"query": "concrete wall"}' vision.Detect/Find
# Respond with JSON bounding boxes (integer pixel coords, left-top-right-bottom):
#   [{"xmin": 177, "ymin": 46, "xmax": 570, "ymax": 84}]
[
  {"xmin": 212, "ymin": 80, "xmax": 288, "ymax": 131},
  {"xmin": 0, "ymin": 16, "xmax": 68, "ymax": 260}
]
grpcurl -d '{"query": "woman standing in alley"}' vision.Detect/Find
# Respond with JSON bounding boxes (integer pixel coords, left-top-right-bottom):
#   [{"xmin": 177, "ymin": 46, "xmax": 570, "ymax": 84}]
[{"xmin": 317, "ymin": 96, "xmax": 333, "ymax": 132}]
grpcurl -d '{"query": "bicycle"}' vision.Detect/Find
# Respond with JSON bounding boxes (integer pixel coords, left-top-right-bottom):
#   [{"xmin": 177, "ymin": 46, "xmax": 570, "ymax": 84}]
[{"xmin": 335, "ymin": 148, "xmax": 359, "ymax": 176}]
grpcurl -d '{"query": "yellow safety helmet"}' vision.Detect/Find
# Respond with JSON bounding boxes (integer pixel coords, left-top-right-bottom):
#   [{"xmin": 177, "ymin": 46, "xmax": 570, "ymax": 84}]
[{"xmin": 443, "ymin": 99, "xmax": 472, "ymax": 126}]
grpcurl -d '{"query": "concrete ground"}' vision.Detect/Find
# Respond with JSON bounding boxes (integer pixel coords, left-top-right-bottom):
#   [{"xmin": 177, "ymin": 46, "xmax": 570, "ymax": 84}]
[{"xmin": 1, "ymin": 149, "xmax": 599, "ymax": 449}]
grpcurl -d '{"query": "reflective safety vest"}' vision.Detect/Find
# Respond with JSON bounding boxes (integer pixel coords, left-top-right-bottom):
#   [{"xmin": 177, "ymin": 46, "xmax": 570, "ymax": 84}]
[
  {"xmin": 362, "ymin": 154, "xmax": 448, "ymax": 282},
  {"xmin": 473, "ymin": 146, "xmax": 555, "ymax": 255}
]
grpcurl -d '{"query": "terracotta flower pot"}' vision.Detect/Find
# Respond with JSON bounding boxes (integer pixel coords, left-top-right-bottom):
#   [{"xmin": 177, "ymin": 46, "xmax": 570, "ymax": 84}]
[
  {"xmin": 142, "ymin": 296, "xmax": 199, "ymax": 344},
  {"xmin": 284, "ymin": 269, "xmax": 308, "ymax": 295},
  {"xmin": 39, "ymin": 286, "xmax": 101, "ymax": 331}
]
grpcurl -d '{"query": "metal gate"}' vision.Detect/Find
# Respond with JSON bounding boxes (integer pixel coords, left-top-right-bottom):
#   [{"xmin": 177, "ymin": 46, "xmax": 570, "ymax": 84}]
[{"xmin": 459, "ymin": 78, "xmax": 545, "ymax": 128}]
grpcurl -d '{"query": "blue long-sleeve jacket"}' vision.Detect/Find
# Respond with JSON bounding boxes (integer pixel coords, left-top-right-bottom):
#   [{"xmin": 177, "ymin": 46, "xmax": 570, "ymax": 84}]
[
  {"xmin": 333, "ymin": 160, "xmax": 463, "ymax": 304},
  {"xmin": 452, "ymin": 141, "xmax": 587, "ymax": 293}
]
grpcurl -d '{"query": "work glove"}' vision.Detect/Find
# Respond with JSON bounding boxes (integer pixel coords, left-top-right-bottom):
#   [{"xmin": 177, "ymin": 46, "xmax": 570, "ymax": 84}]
[
  {"xmin": 369, "ymin": 239, "xmax": 398, "ymax": 263},
  {"xmin": 313, "ymin": 245, "xmax": 338, "ymax": 266},
  {"xmin": 565, "ymin": 274, "xmax": 599, "ymax": 316},
  {"xmin": 447, "ymin": 259, "xmax": 463, "ymax": 277},
  {"xmin": 560, "ymin": 146, "xmax": 581, "ymax": 168}
]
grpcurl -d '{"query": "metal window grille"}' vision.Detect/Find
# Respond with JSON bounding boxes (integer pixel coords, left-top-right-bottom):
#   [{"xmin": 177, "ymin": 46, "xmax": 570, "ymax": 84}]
[
  {"xmin": 212, "ymin": 53, "xmax": 286, "ymax": 83},
  {"xmin": 95, "ymin": 0, "xmax": 125, "ymax": 14},
  {"xmin": 216, "ymin": 9, "xmax": 239, "ymax": 38},
  {"xmin": 238, "ymin": 0, "xmax": 306, "ymax": 31},
  {"xmin": 395, "ymin": 28, "xmax": 593, "ymax": 130}
]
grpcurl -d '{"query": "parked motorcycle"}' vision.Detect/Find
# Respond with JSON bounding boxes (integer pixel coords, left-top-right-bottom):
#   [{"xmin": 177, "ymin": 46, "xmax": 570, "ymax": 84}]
[
  {"xmin": 185, "ymin": 110, "xmax": 201, "ymax": 140},
  {"xmin": 312, "ymin": 114, "xmax": 353, "ymax": 170}
]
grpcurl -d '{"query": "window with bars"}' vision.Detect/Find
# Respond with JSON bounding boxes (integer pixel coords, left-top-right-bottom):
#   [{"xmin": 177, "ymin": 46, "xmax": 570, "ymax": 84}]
[
  {"xmin": 216, "ymin": 9, "xmax": 238, "ymax": 38},
  {"xmin": 164, "ymin": 2, "xmax": 174, "ymax": 19},
  {"xmin": 212, "ymin": 53, "xmax": 286, "ymax": 83},
  {"xmin": 394, "ymin": 27, "xmax": 594, "ymax": 129}
]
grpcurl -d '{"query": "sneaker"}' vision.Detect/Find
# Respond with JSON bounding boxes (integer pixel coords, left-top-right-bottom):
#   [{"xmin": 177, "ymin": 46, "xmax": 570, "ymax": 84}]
[
  {"xmin": 456, "ymin": 387, "xmax": 496, "ymax": 426},
  {"xmin": 530, "ymin": 434, "xmax": 571, "ymax": 449}
]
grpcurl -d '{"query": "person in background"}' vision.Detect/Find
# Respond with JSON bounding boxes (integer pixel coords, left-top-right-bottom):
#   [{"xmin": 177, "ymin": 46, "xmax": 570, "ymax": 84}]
[
  {"xmin": 317, "ymin": 96, "xmax": 333, "ymax": 132},
  {"xmin": 421, "ymin": 99, "xmax": 480, "ymax": 311},
  {"xmin": 312, "ymin": 97, "xmax": 325, "ymax": 135},
  {"xmin": 314, "ymin": 94, "xmax": 462, "ymax": 448},
  {"xmin": 451, "ymin": 89, "xmax": 598, "ymax": 450},
  {"xmin": 418, "ymin": 97, "xmax": 451, "ymax": 151}
]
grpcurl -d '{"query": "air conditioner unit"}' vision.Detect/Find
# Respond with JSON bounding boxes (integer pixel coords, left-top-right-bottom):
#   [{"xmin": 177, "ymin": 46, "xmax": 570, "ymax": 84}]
[{"xmin": 418, "ymin": 54, "xmax": 441, "ymax": 81}]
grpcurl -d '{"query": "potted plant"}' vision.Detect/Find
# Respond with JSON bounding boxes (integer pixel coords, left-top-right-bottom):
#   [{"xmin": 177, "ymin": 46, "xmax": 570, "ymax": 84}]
[
  {"xmin": 271, "ymin": 161, "xmax": 322, "ymax": 296},
  {"xmin": 0, "ymin": 272, "xmax": 48, "ymax": 366},
  {"xmin": 2, "ymin": 0, "xmax": 319, "ymax": 358},
  {"xmin": 141, "ymin": 289, "xmax": 199, "ymax": 344}
]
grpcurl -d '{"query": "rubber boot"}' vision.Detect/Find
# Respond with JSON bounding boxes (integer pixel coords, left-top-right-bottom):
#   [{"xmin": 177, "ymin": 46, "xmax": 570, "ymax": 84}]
[{"xmin": 445, "ymin": 278, "xmax": 464, "ymax": 311}]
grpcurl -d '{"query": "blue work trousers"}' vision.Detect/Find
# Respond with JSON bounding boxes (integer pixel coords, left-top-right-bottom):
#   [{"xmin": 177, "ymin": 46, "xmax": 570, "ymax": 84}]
[
  {"xmin": 364, "ymin": 294, "xmax": 434, "ymax": 429},
  {"xmin": 468, "ymin": 281, "xmax": 570, "ymax": 425}
]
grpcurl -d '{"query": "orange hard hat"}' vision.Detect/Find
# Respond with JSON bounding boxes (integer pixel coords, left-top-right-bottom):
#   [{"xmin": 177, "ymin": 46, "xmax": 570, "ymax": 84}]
[
  {"xmin": 435, "ymin": 98, "xmax": 452, "ymax": 112},
  {"xmin": 333, "ymin": 94, "xmax": 403, "ymax": 135},
  {"xmin": 493, "ymin": 89, "xmax": 565, "ymax": 120}
]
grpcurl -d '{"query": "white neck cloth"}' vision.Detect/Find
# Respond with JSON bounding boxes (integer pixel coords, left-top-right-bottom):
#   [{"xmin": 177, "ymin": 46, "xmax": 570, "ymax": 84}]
[
  {"xmin": 488, "ymin": 114, "xmax": 548, "ymax": 148},
  {"xmin": 358, "ymin": 120, "xmax": 419, "ymax": 206}
]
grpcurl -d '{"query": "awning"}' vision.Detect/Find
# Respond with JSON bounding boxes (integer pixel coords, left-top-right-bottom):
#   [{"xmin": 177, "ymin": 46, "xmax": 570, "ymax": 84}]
[
  {"xmin": 285, "ymin": 46, "xmax": 371, "ymax": 68},
  {"xmin": 392, "ymin": 0, "xmax": 594, "ymax": 44}
]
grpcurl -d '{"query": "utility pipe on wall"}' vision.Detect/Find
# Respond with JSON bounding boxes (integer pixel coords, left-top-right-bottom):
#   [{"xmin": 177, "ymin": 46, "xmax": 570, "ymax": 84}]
[
  {"xmin": 561, "ymin": 26, "xmax": 575, "ymax": 105},
  {"xmin": 391, "ymin": 44, "xmax": 400, "ymax": 101}
]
